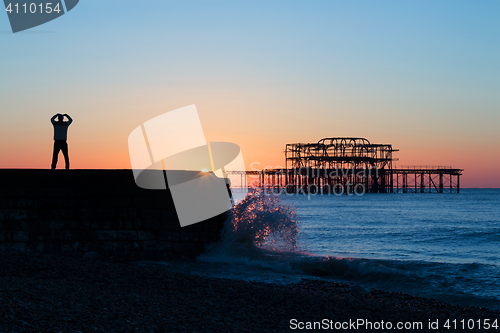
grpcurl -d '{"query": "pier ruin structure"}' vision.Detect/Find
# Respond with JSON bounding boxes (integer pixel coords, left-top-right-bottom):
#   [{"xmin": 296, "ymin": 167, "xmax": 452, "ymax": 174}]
[{"xmin": 251, "ymin": 137, "xmax": 462, "ymax": 194}]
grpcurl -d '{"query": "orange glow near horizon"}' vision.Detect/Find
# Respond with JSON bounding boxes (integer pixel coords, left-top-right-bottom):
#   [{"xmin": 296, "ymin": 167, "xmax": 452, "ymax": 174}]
[
  {"xmin": 0, "ymin": 88, "xmax": 498, "ymax": 189},
  {"xmin": 1, "ymin": 129, "xmax": 499, "ymax": 188}
]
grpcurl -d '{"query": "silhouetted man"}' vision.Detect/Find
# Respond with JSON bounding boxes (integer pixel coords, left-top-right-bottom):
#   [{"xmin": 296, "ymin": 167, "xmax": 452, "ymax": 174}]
[{"xmin": 51, "ymin": 113, "xmax": 73, "ymax": 170}]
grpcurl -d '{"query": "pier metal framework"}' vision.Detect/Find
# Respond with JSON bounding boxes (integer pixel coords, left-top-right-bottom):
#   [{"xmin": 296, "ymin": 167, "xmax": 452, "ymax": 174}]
[
  {"xmin": 280, "ymin": 137, "xmax": 399, "ymax": 193},
  {"xmin": 227, "ymin": 137, "xmax": 463, "ymax": 194},
  {"xmin": 392, "ymin": 166, "xmax": 462, "ymax": 194},
  {"xmin": 285, "ymin": 137, "xmax": 397, "ymax": 170}
]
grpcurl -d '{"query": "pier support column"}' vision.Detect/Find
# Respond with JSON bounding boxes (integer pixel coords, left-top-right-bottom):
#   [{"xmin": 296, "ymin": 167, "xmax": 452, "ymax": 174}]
[
  {"xmin": 414, "ymin": 173, "xmax": 417, "ymax": 193},
  {"xmin": 390, "ymin": 172, "xmax": 394, "ymax": 193},
  {"xmin": 380, "ymin": 170, "xmax": 387, "ymax": 193},
  {"xmin": 396, "ymin": 173, "xmax": 399, "ymax": 193}
]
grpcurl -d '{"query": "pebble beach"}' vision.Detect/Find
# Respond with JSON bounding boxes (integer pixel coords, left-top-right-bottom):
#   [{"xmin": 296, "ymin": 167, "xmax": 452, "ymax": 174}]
[{"xmin": 1, "ymin": 252, "xmax": 498, "ymax": 332}]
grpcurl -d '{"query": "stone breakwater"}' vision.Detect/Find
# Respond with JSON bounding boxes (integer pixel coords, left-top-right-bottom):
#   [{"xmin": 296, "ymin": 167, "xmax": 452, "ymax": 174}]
[{"xmin": 0, "ymin": 169, "xmax": 227, "ymax": 258}]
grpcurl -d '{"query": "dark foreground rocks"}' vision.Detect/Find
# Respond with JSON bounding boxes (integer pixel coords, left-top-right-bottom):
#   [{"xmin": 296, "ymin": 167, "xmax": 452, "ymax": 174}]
[{"xmin": 0, "ymin": 252, "xmax": 498, "ymax": 332}]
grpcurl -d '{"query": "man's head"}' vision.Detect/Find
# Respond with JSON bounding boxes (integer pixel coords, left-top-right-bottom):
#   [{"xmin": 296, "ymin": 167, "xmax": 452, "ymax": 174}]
[{"xmin": 57, "ymin": 114, "xmax": 64, "ymax": 122}]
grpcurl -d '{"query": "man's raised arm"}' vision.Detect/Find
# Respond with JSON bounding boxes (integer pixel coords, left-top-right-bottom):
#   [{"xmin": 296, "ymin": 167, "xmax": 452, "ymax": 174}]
[
  {"xmin": 50, "ymin": 114, "xmax": 58, "ymax": 124},
  {"xmin": 64, "ymin": 114, "xmax": 73, "ymax": 125}
]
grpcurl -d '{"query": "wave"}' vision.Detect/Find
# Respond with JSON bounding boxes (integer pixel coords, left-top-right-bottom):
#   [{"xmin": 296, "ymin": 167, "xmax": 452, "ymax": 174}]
[
  {"xmin": 193, "ymin": 189, "xmax": 500, "ymax": 310},
  {"xmin": 205, "ymin": 188, "xmax": 299, "ymax": 253}
]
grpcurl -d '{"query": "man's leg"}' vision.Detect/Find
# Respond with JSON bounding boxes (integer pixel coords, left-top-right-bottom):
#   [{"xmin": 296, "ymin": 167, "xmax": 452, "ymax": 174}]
[
  {"xmin": 61, "ymin": 141, "xmax": 70, "ymax": 170},
  {"xmin": 51, "ymin": 141, "xmax": 61, "ymax": 169}
]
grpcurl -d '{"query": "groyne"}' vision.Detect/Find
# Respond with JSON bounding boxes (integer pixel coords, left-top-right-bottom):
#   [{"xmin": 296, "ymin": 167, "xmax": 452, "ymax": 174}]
[{"xmin": 0, "ymin": 169, "xmax": 227, "ymax": 258}]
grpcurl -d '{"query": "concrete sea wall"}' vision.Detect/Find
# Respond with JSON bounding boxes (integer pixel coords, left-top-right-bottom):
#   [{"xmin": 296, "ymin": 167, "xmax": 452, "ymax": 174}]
[{"xmin": 0, "ymin": 169, "xmax": 227, "ymax": 258}]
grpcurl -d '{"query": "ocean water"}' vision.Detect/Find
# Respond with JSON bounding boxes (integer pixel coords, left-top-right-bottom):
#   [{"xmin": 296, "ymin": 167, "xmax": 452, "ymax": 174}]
[{"xmin": 152, "ymin": 188, "xmax": 500, "ymax": 310}]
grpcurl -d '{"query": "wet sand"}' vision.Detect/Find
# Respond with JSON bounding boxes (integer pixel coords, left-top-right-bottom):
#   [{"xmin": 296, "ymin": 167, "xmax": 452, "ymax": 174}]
[{"xmin": 0, "ymin": 252, "xmax": 498, "ymax": 332}]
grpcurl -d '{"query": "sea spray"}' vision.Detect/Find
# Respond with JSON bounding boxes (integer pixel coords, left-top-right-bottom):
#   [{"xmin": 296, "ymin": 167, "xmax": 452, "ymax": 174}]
[
  {"xmin": 222, "ymin": 188, "xmax": 298, "ymax": 251},
  {"xmin": 197, "ymin": 188, "xmax": 301, "ymax": 278}
]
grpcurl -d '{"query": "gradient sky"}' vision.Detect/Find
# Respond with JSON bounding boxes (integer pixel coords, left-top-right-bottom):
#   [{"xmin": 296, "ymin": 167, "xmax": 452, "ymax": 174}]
[{"xmin": 1, "ymin": 0, "xmax": 499, "ymax": 187}]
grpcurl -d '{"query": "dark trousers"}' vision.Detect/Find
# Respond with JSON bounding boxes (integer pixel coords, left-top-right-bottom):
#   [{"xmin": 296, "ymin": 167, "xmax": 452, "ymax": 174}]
[{"xmin": 51, "ymin": 140, "xmax": 70, "ymax": 170}]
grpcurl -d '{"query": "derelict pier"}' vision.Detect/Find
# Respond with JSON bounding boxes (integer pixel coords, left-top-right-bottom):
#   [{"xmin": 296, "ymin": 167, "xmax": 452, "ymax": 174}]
[{"xmin": 232, "ymin": 137, "xmax": 463, "ymax": 194}]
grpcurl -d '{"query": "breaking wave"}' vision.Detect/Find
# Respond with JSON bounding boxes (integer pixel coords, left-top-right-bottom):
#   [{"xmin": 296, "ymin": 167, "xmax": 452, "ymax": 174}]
[
  {"xmin": 193, "ymin": 189, "xmax": 500, "ymax": 310},
  {"xmin": 209, "ymin": 188, "xmax": 299, "ymax": 252}
]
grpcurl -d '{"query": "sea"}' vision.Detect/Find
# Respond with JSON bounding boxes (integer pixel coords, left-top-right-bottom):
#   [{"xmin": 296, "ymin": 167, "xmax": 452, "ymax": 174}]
[{"xmin": 150, "ymin": 188, "xmax": 500, "ymax": 311}]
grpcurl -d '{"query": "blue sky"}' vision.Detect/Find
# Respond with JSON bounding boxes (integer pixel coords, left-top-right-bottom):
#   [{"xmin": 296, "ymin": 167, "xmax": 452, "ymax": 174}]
[{"xmin": 1, "ymin": 1, "xmax": 499, "ymax": 186}]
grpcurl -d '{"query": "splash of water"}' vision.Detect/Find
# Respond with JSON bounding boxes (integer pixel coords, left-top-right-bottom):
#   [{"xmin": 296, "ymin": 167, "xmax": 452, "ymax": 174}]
[
  {"xmin": 228, "ymin": 188, "xmax": 299, "ymax": 252},
  {"xmin": 202, "ymin": 187, "xmax": 299, "ymax": 258},
  {"xmin": 196, "ymin": 188, "xmax": 300, "ymax": 280}
]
